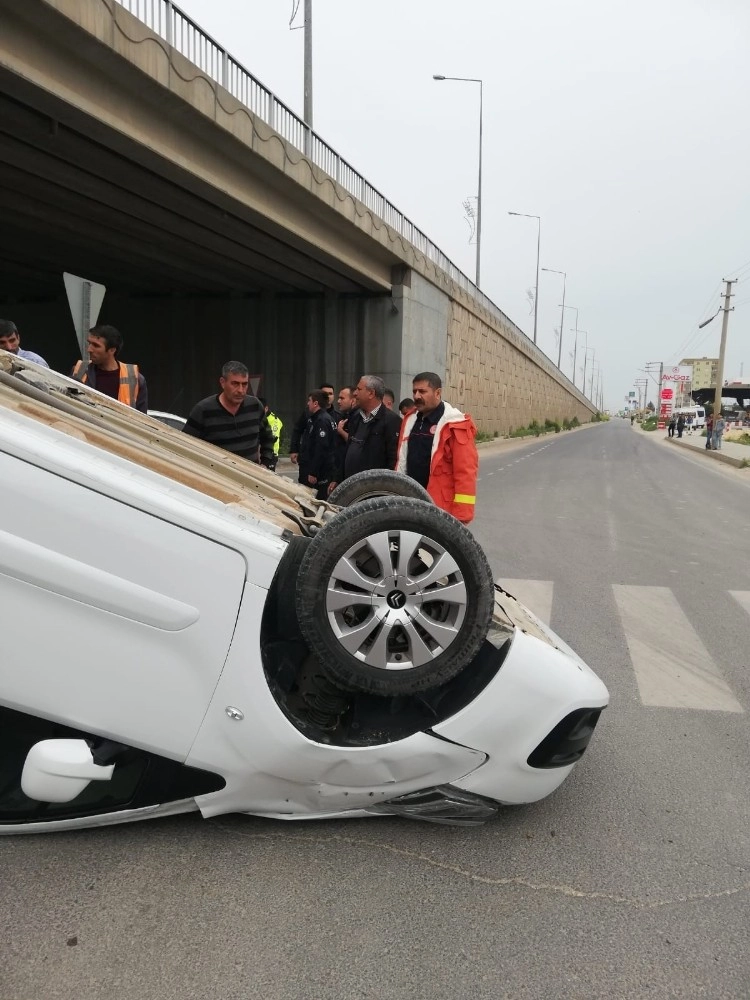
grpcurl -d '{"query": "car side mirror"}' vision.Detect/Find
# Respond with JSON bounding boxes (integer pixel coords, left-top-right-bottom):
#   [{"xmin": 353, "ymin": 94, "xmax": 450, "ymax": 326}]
[{"xmin": 21, "ymin": 739, "xmax": 115, "ymax": 803}]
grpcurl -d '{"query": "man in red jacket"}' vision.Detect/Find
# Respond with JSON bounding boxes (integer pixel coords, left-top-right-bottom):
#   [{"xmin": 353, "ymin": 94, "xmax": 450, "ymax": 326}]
[{"xmin": 395, "ymin": 371, "xmax": 478, "ymax": 523}]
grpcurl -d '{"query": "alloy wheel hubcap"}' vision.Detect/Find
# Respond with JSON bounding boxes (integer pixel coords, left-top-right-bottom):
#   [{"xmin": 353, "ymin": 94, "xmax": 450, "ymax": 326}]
[{"xmin": 325, "ymin": 529, "xmax": 468, "ymax": 671}]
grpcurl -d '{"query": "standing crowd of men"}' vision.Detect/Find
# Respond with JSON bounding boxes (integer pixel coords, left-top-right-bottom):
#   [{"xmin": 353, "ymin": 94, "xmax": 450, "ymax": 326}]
[
  {"xmin": 0, "ymin": 316, "xmax": 479, "ymax": 522},
  {"xmin": 286, "ymin": 372, "xmax": 478, "ymax": 522}
]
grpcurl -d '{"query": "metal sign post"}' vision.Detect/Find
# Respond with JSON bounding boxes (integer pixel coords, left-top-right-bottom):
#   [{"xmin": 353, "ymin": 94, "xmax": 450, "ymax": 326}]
[{"xmin": 63, "ymin": 273, "xmax": 106, "ymax": 358}]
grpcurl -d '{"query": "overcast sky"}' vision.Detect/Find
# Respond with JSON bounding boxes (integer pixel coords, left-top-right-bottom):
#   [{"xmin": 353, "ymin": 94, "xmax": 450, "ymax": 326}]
[{"xmin": 173, "ymin": 0, "xmax": 750, "ymax": 409}]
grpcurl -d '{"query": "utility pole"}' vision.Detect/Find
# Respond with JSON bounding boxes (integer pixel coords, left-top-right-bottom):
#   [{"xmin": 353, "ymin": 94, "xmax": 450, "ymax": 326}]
[
  {"xmin": 657, "ymin": 361, "xmax": 663, "ymax": 417},
  {"xmin": 303, "ymin": 0, "xmax": 313, "ymax": 140},
  {"xmin": 634, "ymin": 378, "xmax": 648, "ymax": 416},
  {"xmin": 712, "ymin": 278, "xmax": 735, "ymax": 421}
]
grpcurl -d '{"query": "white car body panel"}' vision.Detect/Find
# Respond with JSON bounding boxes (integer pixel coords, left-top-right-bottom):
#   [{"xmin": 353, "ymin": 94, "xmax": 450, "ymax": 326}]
[
  {"xmin": 438, "ymin": 627, "xmax": 609, "ymax": 804},
  {"xmin": 186, "ymin": 587, "xmax": 486, "ymax": 817},
  {"xmin": 1, "ymin": 449, "xmax": 249, "ymax": 757}
]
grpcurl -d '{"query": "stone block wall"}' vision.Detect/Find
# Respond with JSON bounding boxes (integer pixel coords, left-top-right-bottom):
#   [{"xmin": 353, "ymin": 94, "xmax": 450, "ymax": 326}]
[{"xmin": 445, "ymin": 296, "xmax": 594, "ymax": 433}]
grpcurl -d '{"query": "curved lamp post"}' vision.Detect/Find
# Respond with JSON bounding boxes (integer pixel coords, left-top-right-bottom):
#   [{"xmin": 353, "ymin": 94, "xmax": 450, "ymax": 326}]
[
  {"xmin": 541, "ymin": 267, "xmax": 566, "ymax": 368},
  {"xmin": 508, "ymin": 212, "xmax": 540, "ymax": 345},
  {"xmin": 433, "ymin": 74, "xmax": 483, "ymax": 288}
]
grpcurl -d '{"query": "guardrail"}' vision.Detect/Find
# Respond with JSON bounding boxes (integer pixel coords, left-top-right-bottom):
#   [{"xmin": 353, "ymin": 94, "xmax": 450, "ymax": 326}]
[{"xmin": 113, "ymin": 0, "xmax": 588, "ymax": 400}]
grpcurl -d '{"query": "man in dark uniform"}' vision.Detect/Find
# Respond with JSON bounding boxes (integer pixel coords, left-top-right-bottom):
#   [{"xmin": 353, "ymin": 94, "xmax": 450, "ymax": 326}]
[
  {"xmin": 289, "ymin": 381, "xmax": 340, "ymax": 484},
  {"xmin": 299, "ymin": 389, "xmax": 338, "ymax": 499}
]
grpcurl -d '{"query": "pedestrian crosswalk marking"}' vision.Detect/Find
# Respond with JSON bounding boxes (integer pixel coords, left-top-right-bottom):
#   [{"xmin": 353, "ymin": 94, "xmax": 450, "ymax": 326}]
[
  {"xmin": 500, "ymin": 579, "xmax": 553, "ymax": 627},
  {"xmin": 612, "ymin": 585, "xmax": 744, "ymax": 713},
  {"xmin": 730, "ymin": 591, "xmax": 750, "ymax": 617}
]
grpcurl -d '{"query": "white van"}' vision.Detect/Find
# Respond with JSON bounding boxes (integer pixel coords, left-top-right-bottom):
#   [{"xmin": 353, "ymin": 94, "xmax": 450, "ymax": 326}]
[{"xmin": 673, "ymin": 406, "xmax": 706, "ymax": 429}]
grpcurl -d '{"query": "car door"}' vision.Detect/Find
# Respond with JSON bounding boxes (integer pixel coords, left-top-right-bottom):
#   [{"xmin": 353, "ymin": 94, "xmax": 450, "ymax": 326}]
[{"xmin": 0, "ymin": 452, "xmax": 247, "ymax": 759}]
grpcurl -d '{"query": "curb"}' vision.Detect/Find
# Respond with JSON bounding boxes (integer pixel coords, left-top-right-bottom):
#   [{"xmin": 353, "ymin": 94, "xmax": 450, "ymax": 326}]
[{"xmin": 668, "ymin": 438, "xmax": 748, "ymax": 469}]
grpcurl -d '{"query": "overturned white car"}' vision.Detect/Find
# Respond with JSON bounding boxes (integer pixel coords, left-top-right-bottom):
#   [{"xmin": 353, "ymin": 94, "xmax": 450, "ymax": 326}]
[{"xmin": 0, "ymin": 354, "xmax": 608, "ymax": 832}]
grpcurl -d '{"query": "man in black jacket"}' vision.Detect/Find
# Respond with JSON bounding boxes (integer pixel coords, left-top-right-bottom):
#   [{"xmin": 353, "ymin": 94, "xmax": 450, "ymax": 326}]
[
  {"xmin": 329, "ymin": 374, "xmax": 401, "ymax": 492},
  {"xmin": 299, "ymin": 390, "xmax": 338, "ymax": 499},
  {"xmin": 289, "ymin": 381, "xmax": 339, "ymax": 485}
]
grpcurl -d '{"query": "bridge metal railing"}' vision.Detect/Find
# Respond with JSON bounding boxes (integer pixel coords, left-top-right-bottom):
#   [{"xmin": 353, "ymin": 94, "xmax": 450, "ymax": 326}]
[{"xmin": 113, "ymin": 0, "xmax": 587, "ymax": 399}]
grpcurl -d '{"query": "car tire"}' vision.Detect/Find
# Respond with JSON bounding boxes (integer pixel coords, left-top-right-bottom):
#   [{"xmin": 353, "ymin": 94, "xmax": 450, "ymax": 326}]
[
  {"xmin": 327, "ymin": 469, "xmax": 432, "ymax": 507},
  {"xmin": 295, "ymin": 497, "xmax": 495, "ymax": 696}
]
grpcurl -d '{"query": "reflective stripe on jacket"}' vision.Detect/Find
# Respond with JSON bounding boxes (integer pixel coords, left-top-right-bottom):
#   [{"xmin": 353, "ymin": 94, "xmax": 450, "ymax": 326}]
[
  {"xmin": 72, "ymin": 361, "xmax": 140, "ymax": 408},
  {"xmin": 396, "ymin": 401, "xmax": 478, "ymax": 523}
]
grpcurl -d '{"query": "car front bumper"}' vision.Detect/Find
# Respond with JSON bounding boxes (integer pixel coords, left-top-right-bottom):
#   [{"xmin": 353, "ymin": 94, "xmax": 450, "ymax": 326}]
[{"xmin": 432, "ymin": 589, "xmax": 609, "ymax": 804}]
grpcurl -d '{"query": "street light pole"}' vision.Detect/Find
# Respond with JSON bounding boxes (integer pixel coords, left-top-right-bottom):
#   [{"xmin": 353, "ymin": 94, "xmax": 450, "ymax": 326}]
[
  {"xmin": 573, "ymin": 325, "xmax": 586, "ymax": 391},
  {"xmin": 303, "ymin": 0, "xmax": 313, "ymax": 128},
  {"xmin": 581, "ymin": 335, "xmax": 589, "ymax": 393},
  {"xmin": 433, "ymin": 75, "xmax": 483, "ymax": 287},
  {"xmin": 556, "ymin": 303, "xmax": 577, "ymax": 379},
  {"xmin": 582, "ymin": 344, "xmax": 594, "ymax": 401},
  {"xmin": 508, "ymin": 212, "xmax": 541, "ymax": 344},
  {"xmin": 564, "ymin": 305, "xmax": 578, "ymax": 382},
  {"xmin": 541, "ymin": 267, "xmax": 566, "ymax": 368}
]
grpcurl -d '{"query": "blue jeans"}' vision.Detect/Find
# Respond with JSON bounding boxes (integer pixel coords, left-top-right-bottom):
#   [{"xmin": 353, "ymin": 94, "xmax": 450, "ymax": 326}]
[{"xmin": 712, "ymin": 432, "xmax": 722, "ymax": 450}]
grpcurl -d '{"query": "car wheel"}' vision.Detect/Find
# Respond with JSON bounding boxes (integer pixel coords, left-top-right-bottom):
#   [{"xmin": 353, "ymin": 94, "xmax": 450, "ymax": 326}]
[
  {"xmin": 327, "ymin": 469, "xmax": 432, "ymax": 507},
  {"xmin": 295, "ymin": 497, "xmax": 495, "ymax": 696}
]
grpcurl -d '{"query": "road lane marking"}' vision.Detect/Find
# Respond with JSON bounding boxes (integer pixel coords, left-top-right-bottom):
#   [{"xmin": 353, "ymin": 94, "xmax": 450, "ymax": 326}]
[
  {"xmin": 612, "ymin": 585, "xmax": 743, "ymax": 712},
  {"xmin": 500, "ymin": 579, "xmax": 553, "ymax": 626}
]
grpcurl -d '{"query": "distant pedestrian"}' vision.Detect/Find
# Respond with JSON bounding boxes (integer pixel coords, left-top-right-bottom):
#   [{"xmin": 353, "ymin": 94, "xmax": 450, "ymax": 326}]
[
  {"xmin": 71, "ymin": 324, "xmax": 147, "ymax": 411},
  {"xmin": 667, "ymin": 415, "xmax": 676, "ymax": 438},
  {"xmin": 396, "ymin": 372, "xmax": 478, "ymax": 523},
  {"xmin": 630, "ymin": 414, "xmax": 635, "ymax": 426},
  {"xmin": 0, "ymin": 319, "xmax": 49, "ymax": 368},
  {"xmin": 299, "ymin": 390, "xmax": 337, "ymax": 500},
  {"xmin": 686, "ymin": 414, "xmax": 694, "ymax": 435},
  {"xmin": 399, "ymin": 398, "xmax": 415, "ymax": 417},
  {"xmin": 712, "ymin": 414, "xmax": 726, "ymax": 450},
  {"xmin": 676, "ymin": 414, "xmax": 685, "ymax": 438},
  {"xmin": 183, "ymin": 361, "xmax": 275, "ymax": 467},
  {"xmin": 705, "ymin": 415, "xmax": 713, "ymax": 449},
  {"xmin": 329, "ymin": 374, "xmax": 401, "ymax": 493}
]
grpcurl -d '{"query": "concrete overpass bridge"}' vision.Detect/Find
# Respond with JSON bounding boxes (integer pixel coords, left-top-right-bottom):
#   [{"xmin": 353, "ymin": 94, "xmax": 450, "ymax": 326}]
[{"xmin": 0, "ymin": 0, "xmax": 596, "ymax": 430}]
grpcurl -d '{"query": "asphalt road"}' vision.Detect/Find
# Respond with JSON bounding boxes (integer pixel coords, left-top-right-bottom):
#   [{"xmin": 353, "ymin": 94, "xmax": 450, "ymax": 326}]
[{"xmin": 3, "ymin": 421, "xmax": 750, "ymax": 1000}]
